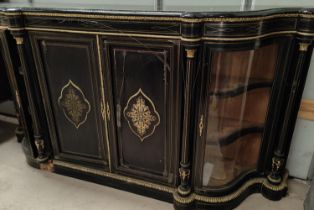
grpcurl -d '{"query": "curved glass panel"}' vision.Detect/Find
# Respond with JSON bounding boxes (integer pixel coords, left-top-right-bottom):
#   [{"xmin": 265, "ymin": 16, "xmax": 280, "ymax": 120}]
[{"xmin": 202, "ymin": 44, "xmax": 278, "ymax": 187}]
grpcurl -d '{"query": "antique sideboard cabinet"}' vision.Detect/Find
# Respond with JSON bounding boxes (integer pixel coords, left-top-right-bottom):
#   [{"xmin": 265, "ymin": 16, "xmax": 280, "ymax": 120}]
[{"xmin": 1, "ymin": 3, "xmax": 314, "ymax": 209}]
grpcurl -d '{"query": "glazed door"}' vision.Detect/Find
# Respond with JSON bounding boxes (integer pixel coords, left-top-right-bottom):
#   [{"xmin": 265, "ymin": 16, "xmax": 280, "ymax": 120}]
[
  {"xmin": 29, "ymin": 32, "xmax": 109, "ymax": 168},
  {"xmin": 103, "ymin": 37, "xmax": 180, "ymax": 185},
  {"xmin": 194, "ymin": 40, "xmax": 289, "ymax": 189}
]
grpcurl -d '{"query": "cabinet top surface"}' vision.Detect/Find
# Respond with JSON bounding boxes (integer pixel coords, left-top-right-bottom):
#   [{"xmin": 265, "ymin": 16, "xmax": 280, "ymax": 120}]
[{"xmin": 0, "ymin": 2, "xmax": 313, "ymax": 18}]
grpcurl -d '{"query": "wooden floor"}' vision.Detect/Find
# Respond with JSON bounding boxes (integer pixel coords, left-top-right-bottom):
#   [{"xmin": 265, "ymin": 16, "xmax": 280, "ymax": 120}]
[{"xmin": 0, "ymin": 121, "xmax": 309, "ymax": 210}]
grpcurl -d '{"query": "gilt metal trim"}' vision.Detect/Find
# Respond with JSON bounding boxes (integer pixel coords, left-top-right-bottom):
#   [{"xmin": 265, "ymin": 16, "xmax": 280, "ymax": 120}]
[
  {"xmin": 58, "ymin": 80, "xmax": 91, "ymax": 129},
  {"xmin": 15, "ymin": 90, "xmax": 21, "ymax": 108},
  {"xmin": 15, "ymin": 37, "xmax": 24, "ymax": 45},
  {"xmin": 3, "ymin": 11, "xmax": 314, "ymax": 23},
  {"xmin": 174, "ymin": 171, "xmax": 288, "ymax": 204},
  {"xmin": 199, "ymin": 115, "xmax": 204, "ymax": 137},
  {"xmin": 53, "ymin": 160, "xmax": 174, "ymax": 193},
  {"xmin": 179, "ymin": 168, "xmax": 190, "ymax": 182},
  {"xmin": 6, "ymin": 27, "xmax": 314, "ymax": 42},
  {"xmin": 123, "ymin": 88, "xmax": 160, "ymax": 142},
  {"xmin": 299, "ymin": 42, "xmax": 310, "ymax": 51},
  {"xmin": 101, "ymin": 101, "xmax": 106, "ymax": 121},
  {"xmin": 186, "ymin": 49, "xmax": 196, "ymax": 58},
  {"xmin": 106, "ymin": 102, "xmax": 110, "ymax": 121},
  {"xmin": 52, "ymin": 159, "xmax": 288, "ymax": 204},
  {"xmin": 96, "ymin": 34, "xmax": 112, "ymax": 172}
]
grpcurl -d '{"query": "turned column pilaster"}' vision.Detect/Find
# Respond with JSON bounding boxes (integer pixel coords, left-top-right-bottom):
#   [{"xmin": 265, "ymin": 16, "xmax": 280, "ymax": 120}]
[
  {"xmin": 11, "ymin": 30, "xmax": 49, "ymax": 163},
  {"xmin": 178, "ymin": 47, "xmax": 197, "ymax": 196},
  {"xmin": 268, "ymin": 40, "xmax": 313, "ymax": 184}
]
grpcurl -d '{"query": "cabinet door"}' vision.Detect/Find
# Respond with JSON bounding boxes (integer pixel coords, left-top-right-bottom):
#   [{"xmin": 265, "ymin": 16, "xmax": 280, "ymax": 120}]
[
  {"xmin": 30, "ymin": 32, "xmax": 108, "ymax": 168},
  {"xmin": 195, "ymin": 42, "xmax": 283, "ymax": 188},
  {"xmin": 103, "ymin": 38, "xmax": 180, "ymax": 185}
]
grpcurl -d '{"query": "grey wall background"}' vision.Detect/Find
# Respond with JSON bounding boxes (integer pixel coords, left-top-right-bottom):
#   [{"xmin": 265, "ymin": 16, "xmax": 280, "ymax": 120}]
[{"xmin": 286, "ymin": 54, "xmax": 314, "ymax": 180}]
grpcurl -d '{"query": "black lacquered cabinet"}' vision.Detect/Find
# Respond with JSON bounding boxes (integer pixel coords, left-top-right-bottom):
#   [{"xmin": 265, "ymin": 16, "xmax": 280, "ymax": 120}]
[{"xmin": 1, "ymin": 4, "xmax": 314, "ymax": 210}]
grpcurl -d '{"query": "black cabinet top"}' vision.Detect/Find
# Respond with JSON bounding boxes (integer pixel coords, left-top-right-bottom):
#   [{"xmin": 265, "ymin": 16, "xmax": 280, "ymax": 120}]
[{"xmin": 0, "ymin": 2, "xmax": 313, "ymax": 18}]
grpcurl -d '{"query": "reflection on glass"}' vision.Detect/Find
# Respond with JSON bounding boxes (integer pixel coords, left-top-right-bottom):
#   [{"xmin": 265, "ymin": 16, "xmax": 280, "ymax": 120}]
[{"xmin": 202, "ymin": 44, "xmax": 278, "ymax": 187}]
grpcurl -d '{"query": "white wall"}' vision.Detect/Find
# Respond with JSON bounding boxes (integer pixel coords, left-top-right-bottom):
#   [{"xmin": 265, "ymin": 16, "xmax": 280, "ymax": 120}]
[
  {"xmin": 286, "ymin": 54, "xmax": 314, "ymax": 179},
  {"xmin": 253, "ymin": 0, "xmax": 314, "ymax": 7}
]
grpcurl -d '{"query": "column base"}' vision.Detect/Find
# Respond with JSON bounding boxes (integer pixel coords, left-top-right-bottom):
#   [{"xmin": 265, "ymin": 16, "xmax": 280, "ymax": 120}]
[{"xmin": 173, "ymin": 171, "xmax": 289, "ymax": 210}]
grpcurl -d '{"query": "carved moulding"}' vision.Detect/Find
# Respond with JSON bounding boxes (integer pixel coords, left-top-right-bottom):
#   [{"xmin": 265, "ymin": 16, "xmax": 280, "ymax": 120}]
[
  {"xmin": 58, "ymin": 80, "xmax": 91, "ymax": 129},
  {"xmin": 123, "ymin": 88, "xmax": 160, "ymax": 142}
]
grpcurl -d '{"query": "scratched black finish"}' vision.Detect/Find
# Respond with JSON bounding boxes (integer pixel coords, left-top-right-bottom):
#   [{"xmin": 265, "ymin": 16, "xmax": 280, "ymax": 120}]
[
  {"xmin": 203, "ymin": 18, "xmax": 297, "ymax": 37},
  {"xmin": 24, "ymin": 17, "xmax": 181, "ymax": 35},
  {"xmin": 0, "ymin": 4, "xmax": 313, "ymax": 210},
  {"xmin": 0, "ymin": 7, "xmax": 313, "ymax": 38},
  {"xmin": 103, "ymin": 37, "xmax": 180, "ymax": 185}
]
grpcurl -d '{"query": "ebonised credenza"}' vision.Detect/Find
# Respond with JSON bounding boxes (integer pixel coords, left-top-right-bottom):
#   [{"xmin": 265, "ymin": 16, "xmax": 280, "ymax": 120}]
[{"xmin": 1, "ymin": 4, "xmax": 314, "ymax": 210}]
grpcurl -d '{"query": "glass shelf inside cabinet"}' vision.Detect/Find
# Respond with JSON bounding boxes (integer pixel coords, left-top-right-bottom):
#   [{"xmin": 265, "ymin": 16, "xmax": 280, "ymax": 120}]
[{"xmin": 202, "ymin": 44, "xmax": 279, "ymax": 187}]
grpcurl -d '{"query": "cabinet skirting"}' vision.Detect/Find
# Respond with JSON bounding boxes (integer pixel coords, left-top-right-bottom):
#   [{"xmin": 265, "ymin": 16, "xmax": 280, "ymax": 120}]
[{"xmin": 40, "ymin": 160, "xmax": 288, "ymax": 210}]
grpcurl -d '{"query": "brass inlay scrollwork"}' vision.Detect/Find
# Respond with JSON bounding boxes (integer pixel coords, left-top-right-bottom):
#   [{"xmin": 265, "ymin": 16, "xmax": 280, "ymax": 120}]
[
  {"xmin": 179, "ymin": 168, "xmax": 190, "ymax": 182},
  {"xmin": 123, "ymin": 89, "xmax": 160, "ymax": 142},
  {"xmin": 58, "ymin": 80, "xmax": 91, "ymax": 129},
  {"xmin": 271, "ymin": 156, "xmax": 284, "ymax": 171},
  {"xmin": 101, "ymin": 101, "xmax": 106, "ymax": 121}
]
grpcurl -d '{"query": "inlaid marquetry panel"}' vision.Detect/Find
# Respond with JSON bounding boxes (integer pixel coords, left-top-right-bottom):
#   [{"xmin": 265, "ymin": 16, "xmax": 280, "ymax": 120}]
[
  {"xmin": 58, "ymin": 80, "xmax": 91, "ymax": 129},
  {"xmin": 103, "ymin": 38, "xmax": 180, "ymax": 184},
  {"xmin": 29, "ymin": 32, "xmax": 109, "ymax": 167},
  {"xmin": 124, "ymin": 88, "xmax": 160, "ymax": 142}
]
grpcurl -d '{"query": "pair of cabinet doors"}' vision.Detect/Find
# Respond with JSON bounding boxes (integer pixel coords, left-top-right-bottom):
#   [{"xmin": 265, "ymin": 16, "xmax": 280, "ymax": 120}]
[{"xmin": 29, "ymin": 32, "xmax": 180, "ymax": 186}]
